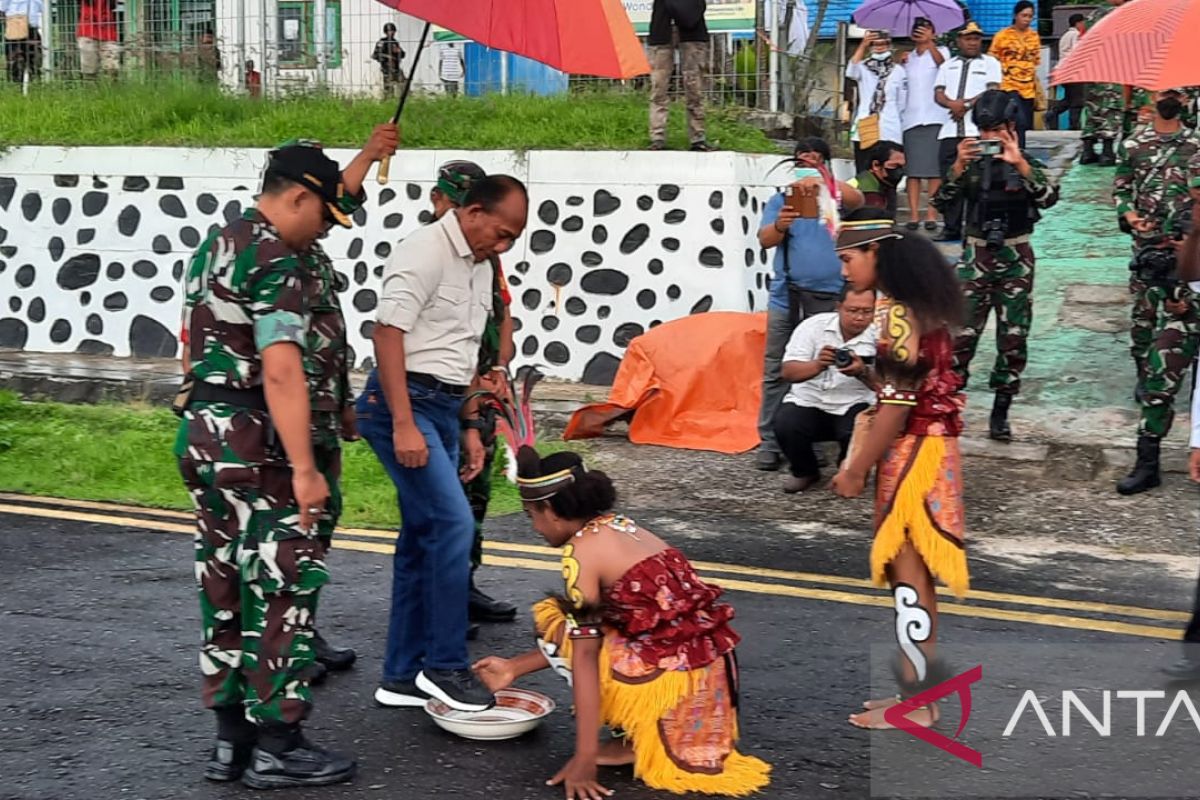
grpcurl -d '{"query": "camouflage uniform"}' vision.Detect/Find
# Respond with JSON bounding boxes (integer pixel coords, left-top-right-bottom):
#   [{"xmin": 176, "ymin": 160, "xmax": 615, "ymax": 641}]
[
  {"xmin": 934, "ymin": 155, "xmax": 1059, "ymax": 394},
  {"xmin": 175, "ymin": 205, "xmax": 357, "ymax": 726},
  {"xmin": 649, "ymin": 41, "xmax": 707, "ymax": 146},
  {"xmin": 462, "ymin": 255, "xmax": 510, "ymax": 571},
  {"xmin": 1081, "ymin": 5, "xmax": 1125, "ymax": 143},
  {"xmin": 1113, "ymin": 126, "xmax": 1200, "ymax": 437}
]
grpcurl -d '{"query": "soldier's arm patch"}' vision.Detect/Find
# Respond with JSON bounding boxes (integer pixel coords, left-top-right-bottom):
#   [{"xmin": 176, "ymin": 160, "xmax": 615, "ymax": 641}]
[{"xmin": 254, "ymin": 310, "xmax": 306, "ymax": 351}]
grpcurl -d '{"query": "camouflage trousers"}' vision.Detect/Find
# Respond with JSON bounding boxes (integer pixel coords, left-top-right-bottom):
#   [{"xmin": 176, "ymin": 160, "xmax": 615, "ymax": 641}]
[
  {"xmin": 953, "ymin": 239, "xmax": 1036, "ymax": 395},
  {"xmin": 178, "ymin": 447, "xmax": 341, "ymax": 725},
  {"xmin": 463, "ymin": 439, "xmax": 497, "ymax": 571},
  {"xmin": 1129, "ymin": 279, "xmax": 1200, "ymax": 438},
  {"xmin": 1081, "ymin": 83, "xmax": 1124, "ymax": 141},
  {"xmin": 649, "ymin": 41, "xmax": 707, "ymax": 145}
]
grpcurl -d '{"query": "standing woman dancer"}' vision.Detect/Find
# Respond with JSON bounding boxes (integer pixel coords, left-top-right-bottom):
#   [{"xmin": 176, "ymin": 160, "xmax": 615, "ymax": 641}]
[{"xmin": 830, "ymin": 209, "xmax": 967, "ymax": 729}]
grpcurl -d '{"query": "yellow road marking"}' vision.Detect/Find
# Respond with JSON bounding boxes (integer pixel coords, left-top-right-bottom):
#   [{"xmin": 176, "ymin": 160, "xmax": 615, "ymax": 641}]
[{"xmin": 0, "ymin": 497, "xmax": 1189, "ymax": 635}]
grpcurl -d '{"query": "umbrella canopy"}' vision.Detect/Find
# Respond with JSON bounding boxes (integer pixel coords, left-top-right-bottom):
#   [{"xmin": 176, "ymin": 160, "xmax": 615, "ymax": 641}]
[
  {"xmin": 1052, "ymin": 0, "xmax": 1199, "ymax": 91},
  {"xmin": 851, "ymin": 0, "xmax": 965, "ymax": 36},
  {"xmin": 376, "ymin": 0, "xmax": 650, "ymax": 79}
]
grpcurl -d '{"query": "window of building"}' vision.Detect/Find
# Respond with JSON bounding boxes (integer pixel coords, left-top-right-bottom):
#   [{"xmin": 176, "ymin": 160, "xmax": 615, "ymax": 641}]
[{"xmin": 277, "ymin": 0, "xmax": 342, "ymax": 69}]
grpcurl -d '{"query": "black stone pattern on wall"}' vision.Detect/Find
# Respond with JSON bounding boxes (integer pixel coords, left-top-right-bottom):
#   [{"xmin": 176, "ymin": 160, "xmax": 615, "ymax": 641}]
[{"xmin": 0, "ymin": 169, "xmax": 775, "ymax": 384}]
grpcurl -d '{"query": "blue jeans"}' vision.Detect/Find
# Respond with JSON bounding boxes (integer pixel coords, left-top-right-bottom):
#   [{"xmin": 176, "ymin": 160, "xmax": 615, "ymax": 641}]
[{"xmin": 356, "ymin": 370, "xmax": 474, "ymax": 681}]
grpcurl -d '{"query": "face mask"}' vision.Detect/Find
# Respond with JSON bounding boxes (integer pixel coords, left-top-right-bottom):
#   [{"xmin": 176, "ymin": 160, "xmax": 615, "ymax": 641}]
[
  {"xmin": 870, "ymin": 50, "xmax": 893, "ymax": 61},
  {"xmin": 1157, "ymin": 97, "xmax": 1184, "ymax": 120},
  {"xmin": 883, "ymin": 165, "xmax": 905, "ymax": 185}
]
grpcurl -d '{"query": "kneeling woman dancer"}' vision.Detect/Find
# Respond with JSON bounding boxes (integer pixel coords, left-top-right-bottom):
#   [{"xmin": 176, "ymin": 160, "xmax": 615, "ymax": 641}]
[
  {"xmin": 474, "ymin": 447, "xmax": 771, "ymax": 799},
  {"xmin": 830, "ymin": 209, "xmax": 967, "ymax": 729}
]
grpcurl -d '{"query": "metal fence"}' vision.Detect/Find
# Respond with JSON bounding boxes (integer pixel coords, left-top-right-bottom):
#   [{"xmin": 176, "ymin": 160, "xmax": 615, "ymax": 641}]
[{"xmin": 0, "ymin": 2, "xmax": 845, "ymax": 121}]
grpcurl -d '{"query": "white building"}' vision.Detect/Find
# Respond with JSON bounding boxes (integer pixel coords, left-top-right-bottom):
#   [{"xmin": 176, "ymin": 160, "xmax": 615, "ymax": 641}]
[{"xmin": 212, "ymin": 0, "xmax": 440, "ymax": 97}]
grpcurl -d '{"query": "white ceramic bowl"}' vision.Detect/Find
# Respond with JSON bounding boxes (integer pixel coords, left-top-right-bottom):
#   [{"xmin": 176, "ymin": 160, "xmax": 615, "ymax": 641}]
[{"xmin": 424, "ymin": 688, "xmax": 556, "ymax": 741}]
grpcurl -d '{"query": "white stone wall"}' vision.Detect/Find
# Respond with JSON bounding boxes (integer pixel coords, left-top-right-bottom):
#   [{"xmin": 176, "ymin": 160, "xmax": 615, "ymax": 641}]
[{"xmin": 0, "ymin": 146, "xmax": 848, "ymax": 382}]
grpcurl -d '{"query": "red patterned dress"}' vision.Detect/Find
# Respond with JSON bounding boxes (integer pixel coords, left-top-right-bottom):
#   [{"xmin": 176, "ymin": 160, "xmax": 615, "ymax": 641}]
[
  {"xmin": 533, "ymin": 546, "xmax": 771, "ymax": 796},
  {"xmin": 870, "ymin": 302, "xmax": 969, "ymax": 597}
]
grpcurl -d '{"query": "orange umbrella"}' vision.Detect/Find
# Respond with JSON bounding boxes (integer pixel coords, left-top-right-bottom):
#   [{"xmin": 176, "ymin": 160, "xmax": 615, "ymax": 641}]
[
  {"xmin": 376, "ymin": 0, "xmax": 650, "ymax": 79},
  {"xmin": 1052, "ymin": 0, "xmax": 1200, "ymax": 91}
]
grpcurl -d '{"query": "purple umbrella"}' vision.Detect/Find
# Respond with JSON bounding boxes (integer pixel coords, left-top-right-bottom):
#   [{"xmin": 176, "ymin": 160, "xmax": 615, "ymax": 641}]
[{"xmin": 852, "ymin": 0, "xmax": 965, "ymax": 36}]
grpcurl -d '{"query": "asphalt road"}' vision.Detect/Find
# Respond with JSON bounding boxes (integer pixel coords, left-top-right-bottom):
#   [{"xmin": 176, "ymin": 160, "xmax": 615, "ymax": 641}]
[{"xmin": 2, "ymin": 496, "xmax": 1198, "ymax": 800}]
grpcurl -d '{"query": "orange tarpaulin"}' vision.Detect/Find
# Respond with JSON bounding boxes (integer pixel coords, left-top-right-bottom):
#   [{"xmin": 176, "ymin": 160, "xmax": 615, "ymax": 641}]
[{"xmin": 563, "ymin": 312, "xmax": 767, "ymax": 454}]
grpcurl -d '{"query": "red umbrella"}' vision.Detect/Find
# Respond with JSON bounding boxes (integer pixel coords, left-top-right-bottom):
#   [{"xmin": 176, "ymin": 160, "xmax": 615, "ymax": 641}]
[
  {"xmin": 379, "ymin": 0, "xmax": 650, "ymax": 79},
  {"xmin": 374, "ymin": 0, "xmax": 649, "ymax": 183},
  {"xmin": 1051, "ymin": 0, "xmax": 1200, "ymax": 91}
]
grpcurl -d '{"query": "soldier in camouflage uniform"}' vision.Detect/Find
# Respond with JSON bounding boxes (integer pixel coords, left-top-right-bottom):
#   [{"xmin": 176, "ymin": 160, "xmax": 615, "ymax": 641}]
[
  {"xmin": 176, "ymin": 129, "xmax": 395, "ymax": 787},
  {"xmin": 426, "ymin": 160, "xmax": 518, "ymax": 627},
  {"xmin": 1111, "ymin": 90, "xmax": 1200, "ymax": 494},
  {"xmin": 1080, "ymin": 0, "xmax": 1128, "ymax": 166},
  {"xmin": 933, "ymin": 90, "xmax": 1059, "ymax": 441}
]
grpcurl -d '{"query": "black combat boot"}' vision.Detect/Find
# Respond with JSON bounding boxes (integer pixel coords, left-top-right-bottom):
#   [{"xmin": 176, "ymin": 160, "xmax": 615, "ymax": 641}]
[
  {"xmin": 206, "ymin": 706, "xmax": 257, "ymax": 782},
  {"xmin": 989, "ymin": 393, "xmax": 1013, "ymax": 442},
  {"xmin": 1116, "ymin": 435, "xmax": 1162, "ymax": 495},
  {"xmin": 312, "ymin": 630, "xmax": 356, "ymax": 672},
  {"xmin": 242, "ymin": 723, "xmax": 356, "ymax": 789},
  {"xmin": 468, "ymin": 573, "xmax": 518, "ymax": 623},
  {"xmin": 1099, "ymin": 138, "xmax": 1117, "ymax": 166},
  {"xmin": 1080, "ymin": 137, "xmax": 1098, "ymax": 164}
]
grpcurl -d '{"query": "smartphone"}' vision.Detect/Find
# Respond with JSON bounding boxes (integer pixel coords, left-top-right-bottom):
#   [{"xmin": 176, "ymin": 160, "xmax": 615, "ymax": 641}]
[{"xmin": 978, "ymin": 139, "xmax": 1002, "ymax": 157}]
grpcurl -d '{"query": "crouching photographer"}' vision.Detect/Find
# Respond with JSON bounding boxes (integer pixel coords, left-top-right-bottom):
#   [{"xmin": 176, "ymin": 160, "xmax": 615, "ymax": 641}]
[
  {"xmin": 933, "ymin": 89, "xmax": 1059, "ymax": 442},
  {"xmin": 773, "ymin": 286, "xmax": 878, "ymax": 494}
]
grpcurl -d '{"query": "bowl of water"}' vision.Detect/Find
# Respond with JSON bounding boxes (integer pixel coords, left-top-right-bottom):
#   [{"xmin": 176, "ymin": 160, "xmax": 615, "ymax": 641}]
[{"xmin": 425, "ymin": 688, "xmax": 556, "ymax": 741}]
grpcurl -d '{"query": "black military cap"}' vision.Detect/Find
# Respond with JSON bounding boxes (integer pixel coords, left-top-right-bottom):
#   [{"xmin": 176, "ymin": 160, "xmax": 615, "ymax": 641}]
[{"xmin": 265, "ymin": 139, "xmax": 353, "ymax": 228}]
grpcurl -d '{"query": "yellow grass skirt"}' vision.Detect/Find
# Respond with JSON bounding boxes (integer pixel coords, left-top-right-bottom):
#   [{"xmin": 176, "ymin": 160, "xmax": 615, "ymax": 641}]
[
  {"xmin": 534, "ymin": 600, "xmax": 771, "ymax": 796},
  {"xmin": 872, "ymin": 434, "xmax": 969, "ymax": 597}
]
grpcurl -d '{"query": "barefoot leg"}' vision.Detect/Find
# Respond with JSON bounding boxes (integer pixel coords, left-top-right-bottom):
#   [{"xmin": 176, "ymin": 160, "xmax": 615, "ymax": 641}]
[
  {"xmin": 596, "ymin": 738, "xmax": 636, "ymax": 767},
  {"xmin": 849, "ymin": 703, "xmax": 939, "ymax": 730}
]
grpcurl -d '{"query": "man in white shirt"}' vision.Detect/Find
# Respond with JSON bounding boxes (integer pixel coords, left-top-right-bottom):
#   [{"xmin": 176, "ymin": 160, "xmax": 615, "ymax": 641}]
[
  {"xmin": 1046, "ymin": 14, "xmax": 1087, "ymax": 130},
  {"xmin": 846, "ymin": 30, "xmax": 908, "ymax": 173},
  {"xmin": 932, "ymin": 21, "xmax": 1002, "ymax": 241},
  {"xmin": 439, "ymin": 42, "xmax": 464, "ymax": 96},
  {"xmin": 0, "ymin": 0, "xmax": 44, "ymax": 83},
  {"xmin": 357, "ymin": 175, "xmax": 528, "ymax": 713},
  {"xmin": 900, "ymin": 18, "xmax": 950, "ymax": 231},
  {"xmin": 773, "ymin": 287, "xmax": 878, "ymax": 493}
]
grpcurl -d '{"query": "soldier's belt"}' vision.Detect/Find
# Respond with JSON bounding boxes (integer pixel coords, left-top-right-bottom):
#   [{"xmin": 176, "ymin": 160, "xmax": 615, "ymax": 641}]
[
  {"xmin": 190, "ymin": 382, "xmax": 269, "ymax": 411},
  {"xmin": 966, "ymin": 233, "xmax": 1032, "ymax": 246}
]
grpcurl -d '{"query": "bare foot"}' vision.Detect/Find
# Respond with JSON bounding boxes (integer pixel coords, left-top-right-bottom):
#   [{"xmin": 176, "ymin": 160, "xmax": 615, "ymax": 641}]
[
  {"xmin": 862, "ymin": 695, "xmax": 900, "ymax": 711},
  {"xmin": 596, "ymin": 739, "xmax": 636, "ymax": 766},
  {"xmin": 848, "ymin": 703, "xmax": 939, "ymax": 730}
]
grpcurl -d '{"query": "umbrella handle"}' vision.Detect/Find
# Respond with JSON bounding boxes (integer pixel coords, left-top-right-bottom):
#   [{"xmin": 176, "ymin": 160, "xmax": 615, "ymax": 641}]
[{"xmin": 376, "ymin": 21, "xmax": 432, "ymax": 185}]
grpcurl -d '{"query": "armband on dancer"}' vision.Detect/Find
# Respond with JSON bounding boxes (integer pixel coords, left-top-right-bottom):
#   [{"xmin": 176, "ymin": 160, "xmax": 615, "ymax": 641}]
[
  {"xmin": 567, "ymin": 624, "xmax": 603, "ymax": 640},
  {"xmin": 879, "ymin": 384, "xmax": 919, "ymax": 407}
]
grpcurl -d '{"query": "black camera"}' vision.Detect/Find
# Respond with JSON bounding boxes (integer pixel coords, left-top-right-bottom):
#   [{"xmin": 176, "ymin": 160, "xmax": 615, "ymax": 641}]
[
  {"xmin": 982, "ymin": 219, "xmax": 1007, "ymax": 250},
  {"xmin": 834, "ymin": 348, "xmax": 854, "ymax": 368},
  {"xmin": 1131, "ymin": 245, "xmax": 1179, "ymax": 284}
]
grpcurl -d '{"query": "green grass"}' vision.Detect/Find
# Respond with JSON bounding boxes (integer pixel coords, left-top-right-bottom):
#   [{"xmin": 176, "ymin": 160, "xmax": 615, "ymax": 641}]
[
  {"xmin": 0, "ymin": 391, "xmax": 573, "ymax": 527},
  {"xmin": 0, "ymin": 83, "xmax": 775, "ymax": 152}
]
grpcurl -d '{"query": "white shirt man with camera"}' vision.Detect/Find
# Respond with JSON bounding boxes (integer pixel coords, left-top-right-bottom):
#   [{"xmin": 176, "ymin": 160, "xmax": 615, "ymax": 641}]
[{"xmin": 773, "ymin": 287, "xmax": 878, "ymax": 493}]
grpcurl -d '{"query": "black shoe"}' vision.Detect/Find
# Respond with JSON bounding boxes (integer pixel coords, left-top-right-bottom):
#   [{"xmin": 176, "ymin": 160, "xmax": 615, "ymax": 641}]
[
  {"xmin": 417, "ymin": 668, "xmax": 495, "ymax": 712},
  {"xmin": 756, "ymin": 450, "xmax": 781, "ymax": 471},
  {"xmin": 242, "ymin": 738, "xmax": 356, "ymax": 790},
  {"xmin": 1079, "ymin": 137, "xmax": 1098, "ymax": 164},
  {"xmin": 989, "ymin": 393, "xmax": 1013, "ymax": 442},
  {"xmin": 1099, "ymin": 138, "xmax": 1117, "ymax": 166},
  {"xmin": 648, "ymin": 140, "xmax": 666, "ymax": 151},
  {"xmin": 1117, "ymin": 435, "xmax": 1162, "ymax": 495},
  {"xmin": 206, "ymin": 739, "xmax": 256, "ymax": 782},
  {"xmin": 689, "ymin": 140, "xmax": 717, "ymax": 152},
  {"xmin": 469, "ymin": 580, "xmax": 518, "ymax": 623},
  {"xmin": 299, "ymin": 659, "xmax": 328, "ymax": 686},
  {"xmin": 374, "ymin": 678, "xmax": 431, "ymax": 708},
  {"xmin": 1163, "ymin": 657, "xmax": 1200, "ymax": 681},
  {"xmin": 932, "ymin": 230, "xmax": 962, "ymax": 242},
  {"xmin": 313, "ymin": 631, "xmax": 356, "ymax": 672}
]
